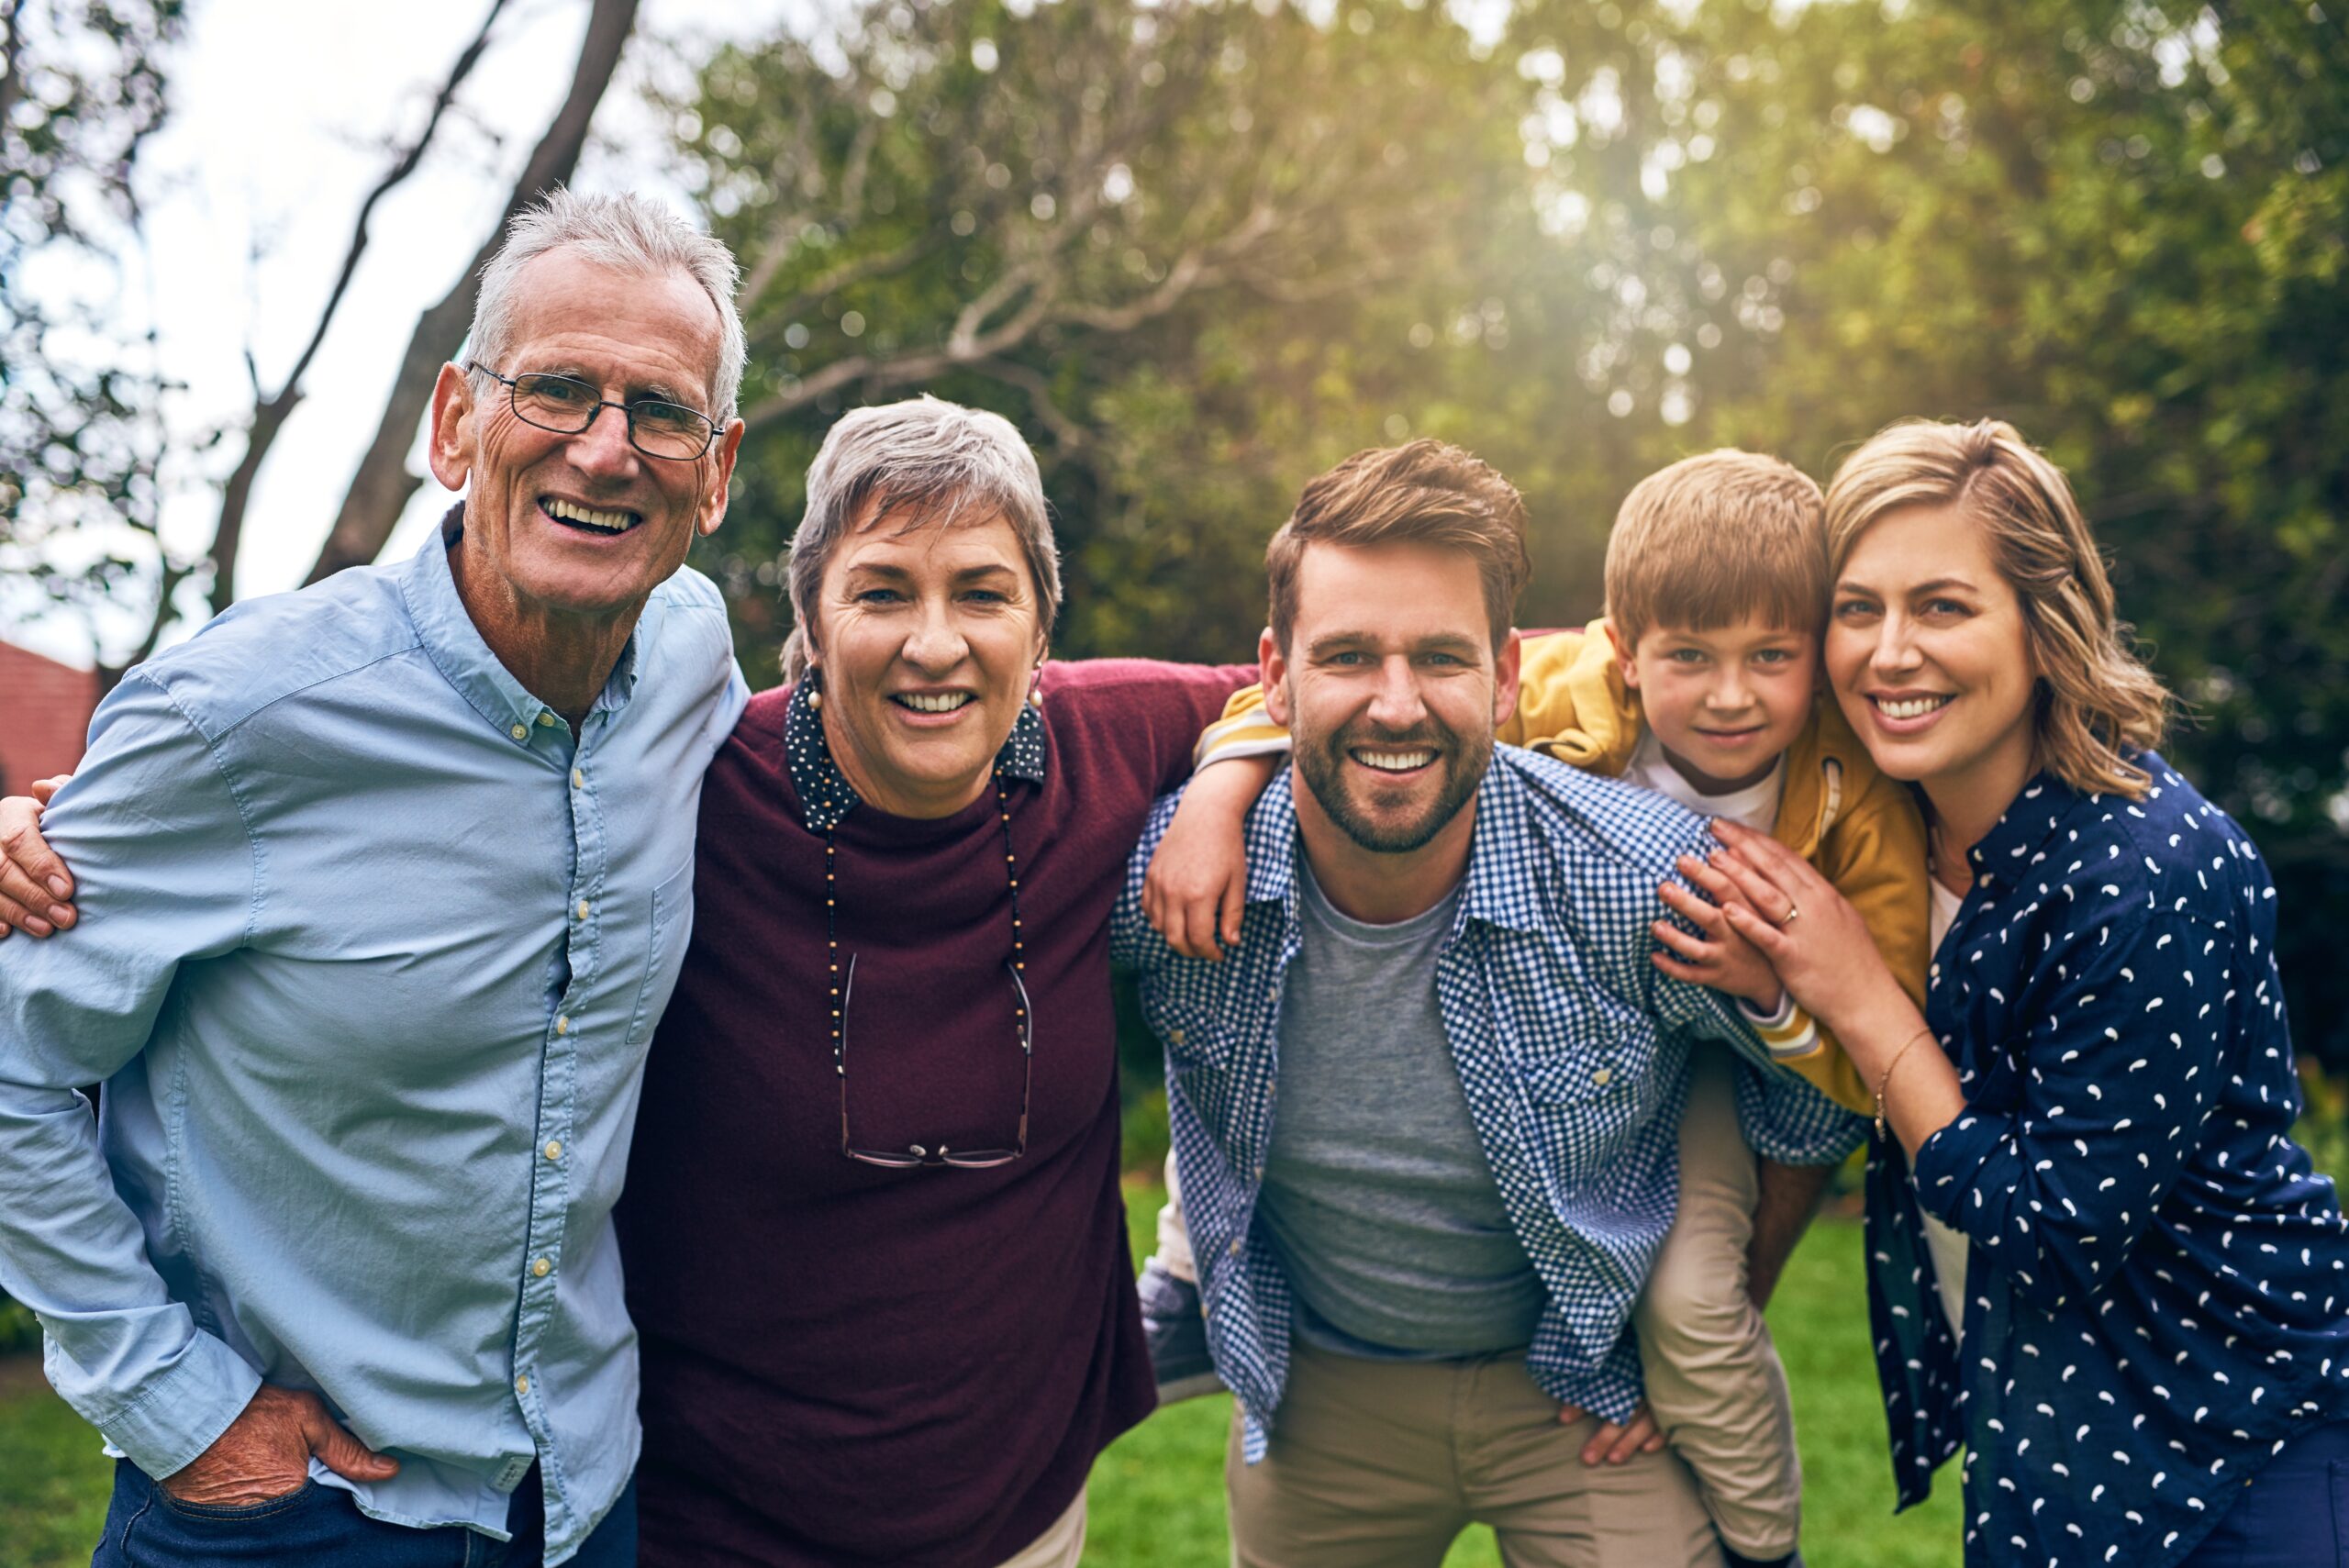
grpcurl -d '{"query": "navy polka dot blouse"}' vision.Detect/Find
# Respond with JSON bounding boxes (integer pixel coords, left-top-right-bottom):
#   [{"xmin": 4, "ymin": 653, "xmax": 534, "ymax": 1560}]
[{"xmin": 1864, "ymin": 753, "xmax": 2349, "ymax": 1566}]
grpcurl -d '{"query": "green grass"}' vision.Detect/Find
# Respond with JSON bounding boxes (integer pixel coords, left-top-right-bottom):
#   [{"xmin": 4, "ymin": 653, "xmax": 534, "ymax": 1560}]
[{"xmin": 0, "ymin": 1361, "xmax": 111, "ymax": 1568}]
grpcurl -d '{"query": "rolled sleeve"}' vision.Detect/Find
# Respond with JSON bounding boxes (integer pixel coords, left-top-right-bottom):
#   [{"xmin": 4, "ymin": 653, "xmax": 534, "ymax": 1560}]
[
  {"xmin": 0, "ymin": 672, "xmax": 261, "ymax": 1468},
  {"xmin": 1909, "ymin": 906, "xmax": 2221, "ymax": 1307}
]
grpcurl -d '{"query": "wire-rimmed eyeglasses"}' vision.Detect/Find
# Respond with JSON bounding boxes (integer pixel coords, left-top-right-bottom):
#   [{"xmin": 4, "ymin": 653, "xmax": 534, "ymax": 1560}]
[
  {"xmin": 465, "ymin": 361, "xmax": 719, "ymax": 461},
  {"xmin": 836, "ymin": 953, "xmax": 1034, "ymax": 1169}
]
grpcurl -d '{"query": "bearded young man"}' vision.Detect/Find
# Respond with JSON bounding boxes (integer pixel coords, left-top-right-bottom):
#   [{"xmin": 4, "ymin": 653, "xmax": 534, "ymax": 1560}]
[{"xmin": 1110, "ymin": 441, "xmax": 1864, "ymax": 1568}]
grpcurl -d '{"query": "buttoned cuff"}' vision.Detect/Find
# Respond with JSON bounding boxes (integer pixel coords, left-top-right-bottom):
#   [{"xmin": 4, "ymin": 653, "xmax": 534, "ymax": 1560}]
[{"xmin": 72, "ymin": 1329, "xmax": 263, "ymax": 1479}]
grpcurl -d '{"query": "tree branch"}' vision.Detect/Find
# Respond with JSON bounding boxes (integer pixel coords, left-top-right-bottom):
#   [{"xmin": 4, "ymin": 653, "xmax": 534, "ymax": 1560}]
[
  {"xmin": 305, "ymin": 0, "xmax": 641, "ymax": 587},
  {"xmin": 206, "ymin": 0, "xmax": 512, "ymax": 615},
  {"xmin": 0, "ymin": 0, "xmax": 27, "ymax": 139}
]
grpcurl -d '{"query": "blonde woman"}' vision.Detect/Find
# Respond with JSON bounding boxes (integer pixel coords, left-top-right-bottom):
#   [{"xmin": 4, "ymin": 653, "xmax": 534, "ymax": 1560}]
[{"xmin": 1683, "ymin": 419, "xmax": 2349, "ymax": 1567}]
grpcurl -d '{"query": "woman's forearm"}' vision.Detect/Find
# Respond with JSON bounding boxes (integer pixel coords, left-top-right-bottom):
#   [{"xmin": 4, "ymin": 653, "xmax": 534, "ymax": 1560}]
[{"xmin": 1828, "ymin": 979, "xmax": 1966, "ymax": 1156}]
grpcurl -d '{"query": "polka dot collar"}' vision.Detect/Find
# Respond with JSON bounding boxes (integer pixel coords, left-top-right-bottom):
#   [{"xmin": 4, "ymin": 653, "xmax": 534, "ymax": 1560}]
[
  {"xmin": 784, "ymin": 673, "xmax": 1049, "ymax": 834},
  {"xmin": 1967, "ymin": 766, "xmax": 2093, "ymax": 891}
]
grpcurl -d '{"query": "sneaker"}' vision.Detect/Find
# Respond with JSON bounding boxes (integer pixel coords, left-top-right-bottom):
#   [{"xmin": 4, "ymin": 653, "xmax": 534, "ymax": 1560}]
[
  {"xmin": 1719, "ymin": 1546, "xmax": 1803, "ymax": 1568},
  {"xmin": 1138, "ymin": 1258, "xmax": 1226, "ymax": 1405}
]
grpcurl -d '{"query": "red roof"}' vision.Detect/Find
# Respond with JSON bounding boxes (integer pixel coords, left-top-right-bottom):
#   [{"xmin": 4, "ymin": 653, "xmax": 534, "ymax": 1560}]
[{"xmin": 0, "ymin": 641, "xmax": 102, "ymax": 798}]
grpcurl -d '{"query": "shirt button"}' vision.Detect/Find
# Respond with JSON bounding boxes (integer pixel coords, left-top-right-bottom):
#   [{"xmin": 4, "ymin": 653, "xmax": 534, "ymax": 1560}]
[
  {"xmin": 543, "ymin": 1140, "xmax": 562, "ymax": 1161},
  {"xmin": 1169, "ymin": 1028, "xmax": 1186, "ymax": 1046},
  {"xmin": 509, "ymin": 723, "xmax": 529, "ymax": 741},
  {"xmin": 1593, "ymin": 1068, "xmax": 1613, "ymax": 1087},
  {"xmin": 1228, "ymin": 1239, "xmax": 1241, "ymax": 1256},
  {"xmin": 571, "ymin": 768, "xmax": 584, "ymax": 789},
  {"xmin": 555, "ymin": 1015, "xmax": 570, "ymax": 1035},
  {"xmin": 515, "ymin": 1375, "xmax": 530, "ymax": 1396},
  {"xmin": 575, "ymin": 900, "xmax": 591, "ymax": 920},
  {"xmin": 532, "ymin": 1258, "xmax": 552, "ymax": 1278},
  {"xmin": 536, "ymin": 712, "xmax": 557, "ymax": 728}
]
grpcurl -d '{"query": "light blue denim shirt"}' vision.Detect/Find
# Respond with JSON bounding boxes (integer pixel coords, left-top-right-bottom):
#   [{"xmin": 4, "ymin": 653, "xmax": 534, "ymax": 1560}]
[{"xmin": 0, "ymin": 515, "xmax": 746, "ymax": 1562}]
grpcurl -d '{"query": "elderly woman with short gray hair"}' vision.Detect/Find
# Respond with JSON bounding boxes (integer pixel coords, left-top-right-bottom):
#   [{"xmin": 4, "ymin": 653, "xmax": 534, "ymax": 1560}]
[{"xmin": 612, "ymin": 395, "xmax": 1258, "ymax": 1568}]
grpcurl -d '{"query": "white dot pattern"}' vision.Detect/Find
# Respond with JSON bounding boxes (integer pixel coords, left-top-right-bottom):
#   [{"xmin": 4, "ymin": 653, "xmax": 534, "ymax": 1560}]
[{"xmin": 1865, "ymin": 754, "xmax": 2349, "ymax": 1566}]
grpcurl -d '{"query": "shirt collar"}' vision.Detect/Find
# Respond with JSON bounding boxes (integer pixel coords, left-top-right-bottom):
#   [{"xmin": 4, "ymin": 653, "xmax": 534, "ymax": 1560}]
[
  {"xmin": 398, "ymin": 504, "xmax": 655, "ymax": 736},
  {"xmin": 1964, "ymin": 767, "xmax": 2079, "ymax": 893},
  {"xmin": 785, "ymin": 671, "xmax": 1049, "ymax": 834},
  {"xmin": 1235, "ymin": 749, "xmax": 1545, "ymax": 935}
]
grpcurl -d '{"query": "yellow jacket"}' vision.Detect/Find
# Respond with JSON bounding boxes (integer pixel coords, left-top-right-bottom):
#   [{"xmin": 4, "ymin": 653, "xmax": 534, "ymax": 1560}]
[{"xmin": 1197, "ymin": 621, "xmax": 1930, "ymax": 1116}]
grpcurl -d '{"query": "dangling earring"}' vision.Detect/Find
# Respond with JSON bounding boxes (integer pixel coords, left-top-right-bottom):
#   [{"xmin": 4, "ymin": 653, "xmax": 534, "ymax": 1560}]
[
  {"xmin": 1029, "ymin": 666, "xmax": 1045, "ymax": 707},
  {"xmin": 807, "ymin": 664, "xmax": 823, "ymax": 711}
]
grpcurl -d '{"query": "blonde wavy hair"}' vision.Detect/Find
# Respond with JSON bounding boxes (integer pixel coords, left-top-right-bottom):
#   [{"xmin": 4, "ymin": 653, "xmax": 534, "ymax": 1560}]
[{"xmin": 1823, "ymin": 418, "xmax": 2172, "ymax": 798}]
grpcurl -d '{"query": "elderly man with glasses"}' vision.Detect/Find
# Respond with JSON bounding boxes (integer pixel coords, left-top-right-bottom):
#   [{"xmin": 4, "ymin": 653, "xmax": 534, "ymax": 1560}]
[{"xmin": 0, "ymin": 188, "xmax": 747, "ymax": 1567}]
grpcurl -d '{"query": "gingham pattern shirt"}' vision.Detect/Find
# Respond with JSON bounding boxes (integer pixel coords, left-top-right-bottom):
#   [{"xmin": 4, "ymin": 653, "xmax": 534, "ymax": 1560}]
[{"xmin": 1112, "ymin": 746, "xmax": 1866, "ymax": 1461}]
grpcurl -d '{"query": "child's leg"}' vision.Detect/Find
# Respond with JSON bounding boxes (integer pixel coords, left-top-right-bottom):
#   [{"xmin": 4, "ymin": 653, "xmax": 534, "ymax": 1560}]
[
  {"xmin": 1139, "ymin": 1147, "xmax": 1224, "ymax": 1402},
  {"xmin": 1632, "ymin": 1043, "xmax": 1802, "ymax": 1564},
  {"xmin": 1152, "ymin": 1148, "xmax": 1197, "ymax": 1284}
]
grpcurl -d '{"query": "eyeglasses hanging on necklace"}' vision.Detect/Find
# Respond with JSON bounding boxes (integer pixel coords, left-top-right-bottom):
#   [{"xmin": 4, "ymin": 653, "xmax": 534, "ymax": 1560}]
[{"xmin": 828, "ymin": 762, "xmax": 1033, "ymax": 1169}]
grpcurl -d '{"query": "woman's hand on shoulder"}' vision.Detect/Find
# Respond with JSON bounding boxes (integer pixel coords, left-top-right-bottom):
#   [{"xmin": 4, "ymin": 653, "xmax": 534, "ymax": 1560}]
[
  {"xmin": 1651, "ymin": 852, "xmax": 1783, "ymax": 1013},
  {"xmin": 0, "ymin": 776, "xmax": 77, "ymax": 940},
  {"xmin": 1142, "ymin": 758, "xmax": 1274, "ymax": 960},
  {"xmin": 1703, "ymin": 818, "xmax": 1908, "ymax": 1040}
]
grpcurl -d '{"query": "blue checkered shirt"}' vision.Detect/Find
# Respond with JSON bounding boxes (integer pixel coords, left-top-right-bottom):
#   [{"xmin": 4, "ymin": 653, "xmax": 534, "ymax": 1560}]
[{"xmin": 1112, "ymin": 746, "xmax": 1866, "ymax": 1461}]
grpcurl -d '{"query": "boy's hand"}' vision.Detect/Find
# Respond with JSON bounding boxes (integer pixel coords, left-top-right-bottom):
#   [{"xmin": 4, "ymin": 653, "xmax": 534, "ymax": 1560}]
[
  {"xmin": 1706, "ymin": 818, "xmax": 1910, "ymax": 1038},
  {"xmin": 0, "ymin": 779, "xmax": 76, "ymax": 940},
  {"xmin": 1142, "ymin": 756, "xmax": 1276, "ymax": 960},
  {"xmin": 1650, "ymin": 843, "xmax": 1782, "ymax": 1012}
]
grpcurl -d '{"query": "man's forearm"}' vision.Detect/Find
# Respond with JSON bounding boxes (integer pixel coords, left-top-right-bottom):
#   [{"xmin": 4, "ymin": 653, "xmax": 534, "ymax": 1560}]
[{"xmin": 1745, "ymin": 1156, "xmax": 1832, "ymax": 1309}]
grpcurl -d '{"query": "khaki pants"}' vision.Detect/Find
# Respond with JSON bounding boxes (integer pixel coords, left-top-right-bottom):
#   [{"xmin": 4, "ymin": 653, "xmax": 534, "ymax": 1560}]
[
  {"xmin": 1631, "ymin": 1044, "xmax": 1802, "ymax": 1560},
  {"xmin": 1227, "ymin": 1340, "xmax": 1723, "ymax": 1568},
  {"xmin": 994, "ymin": 1490, "xmax": 1085, "ymax": 1568}
]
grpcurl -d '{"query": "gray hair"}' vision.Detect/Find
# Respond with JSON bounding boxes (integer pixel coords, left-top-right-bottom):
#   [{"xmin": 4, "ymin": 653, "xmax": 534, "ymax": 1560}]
[
  {"xmin": 466, "ymin": 187, "xmax": 748, "ymax": 425},
  {"xmin": 784, "ymin": 396, "xmax": 1061, "ymax": 680}
]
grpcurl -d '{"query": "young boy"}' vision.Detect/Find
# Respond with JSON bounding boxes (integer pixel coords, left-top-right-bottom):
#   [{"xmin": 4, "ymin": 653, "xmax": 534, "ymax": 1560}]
[{"xmin": 1140, "ymin": 449, "xmax": 1928, "ymax": 1568}]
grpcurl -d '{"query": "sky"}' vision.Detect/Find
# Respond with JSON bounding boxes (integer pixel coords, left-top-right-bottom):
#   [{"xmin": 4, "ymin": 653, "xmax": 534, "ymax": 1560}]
[{"xmin": 9, "ymin": 0, "xmax": 795, "ymax": 667}]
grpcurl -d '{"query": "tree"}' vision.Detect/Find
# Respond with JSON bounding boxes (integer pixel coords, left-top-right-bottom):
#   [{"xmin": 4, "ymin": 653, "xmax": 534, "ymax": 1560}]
[{"xmin": 0, "ymin": 0, "xmax": 188, "ymax": 673}]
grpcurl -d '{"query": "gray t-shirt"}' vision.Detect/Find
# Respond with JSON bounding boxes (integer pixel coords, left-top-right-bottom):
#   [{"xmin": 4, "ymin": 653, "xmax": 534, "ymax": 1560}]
[{"xmin": 1256, "ymin": 862, "xmax": 1546, "ymax": 1358}]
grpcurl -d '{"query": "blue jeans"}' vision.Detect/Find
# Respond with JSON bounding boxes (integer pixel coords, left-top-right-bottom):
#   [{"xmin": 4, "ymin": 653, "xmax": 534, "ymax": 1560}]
[
  {"xmin": 2178, "ymin": 1419, "xmax": 2349, "ymax": 1567},
  {"xmin": 91, "ymin": 1460, "xmax": 637, "ymax": 1567}
]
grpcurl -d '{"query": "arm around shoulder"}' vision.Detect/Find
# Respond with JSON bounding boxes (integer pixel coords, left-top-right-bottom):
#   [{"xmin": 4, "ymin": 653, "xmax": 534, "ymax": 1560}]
[{"xmin": 0, "ymin": 671, "xmax": 267, "ymax": 1475}]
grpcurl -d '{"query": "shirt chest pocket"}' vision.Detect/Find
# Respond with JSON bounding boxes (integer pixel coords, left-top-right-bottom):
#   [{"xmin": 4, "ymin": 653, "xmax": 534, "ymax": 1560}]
[
  {"xmin": 627, "ymin": 859, "xmax": 697, "ymax": 1048},
  {"xmin": 1160, "ymin": 1011, "xmax": 1245, "ymax": 1075},
  {"xmin": 1509, "ymin": 993, "xmax": 1661, "ymax": 1166}
]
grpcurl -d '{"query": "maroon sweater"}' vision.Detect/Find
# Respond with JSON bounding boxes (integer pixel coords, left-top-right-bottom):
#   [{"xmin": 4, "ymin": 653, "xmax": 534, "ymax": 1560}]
[{"xmin": 618, "ymin": 659, "xmax": 1249, "ymax": 1568}]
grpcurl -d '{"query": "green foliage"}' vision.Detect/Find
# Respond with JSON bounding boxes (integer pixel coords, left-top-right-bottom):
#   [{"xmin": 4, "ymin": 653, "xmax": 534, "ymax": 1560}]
[
  {"xmin": 678, "ymin": 0, "xmax": 2349, "ymax": 1067},
  {"xmin": 0, "ymin": 1300, "xmax": 36, "ymax": 1357},
  {"xmin": 0, "ymin": 1, "xmax": 194, "ymax": 659}
]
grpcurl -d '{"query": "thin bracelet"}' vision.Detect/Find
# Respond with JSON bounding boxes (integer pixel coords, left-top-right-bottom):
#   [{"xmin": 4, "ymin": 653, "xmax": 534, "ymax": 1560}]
[{"xmin": 1873, "ymin": 1027, "xmax": 1938, "ymax": 1141}]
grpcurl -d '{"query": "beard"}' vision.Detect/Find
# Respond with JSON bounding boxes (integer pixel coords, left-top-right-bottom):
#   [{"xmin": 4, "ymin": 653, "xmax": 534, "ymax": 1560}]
[{"xmin": 1293, "ymin": 710, "xmax": 1492, "ymax": 854}]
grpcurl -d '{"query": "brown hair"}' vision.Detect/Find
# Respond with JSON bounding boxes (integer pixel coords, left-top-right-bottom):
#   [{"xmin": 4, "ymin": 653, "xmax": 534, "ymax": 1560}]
[
  {"xmin": 1824, "ymin": 417, "xmax": 2171, "ymax": 798},
  {"xmin": 1265, "ymin": 439, "xmax": 1531, "ymax": 651},
  {"xmin": 1603, "ymin": 450, "xmax": 1829, "ymax": 648}
]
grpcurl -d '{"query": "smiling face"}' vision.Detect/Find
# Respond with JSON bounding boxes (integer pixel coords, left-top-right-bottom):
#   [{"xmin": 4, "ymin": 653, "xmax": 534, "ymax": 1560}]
[
  {"xmin": 1264, "ymin": 539, "xmax": 1520, "ymax": 856},
  {"xmin": 1614, "ymin": 616, "xmax": 1818, "ymax": 794},
  {"xmin": 808, "ymin": 503, "xmax": 1047, "ymax": 818},
  {"xmin": 428, "ymin": 249, "xmax": 741, "ymax": 629},
  {"xmin": 1825, "ymin": 502, "xmax": 2039, "ymax": 799}
]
